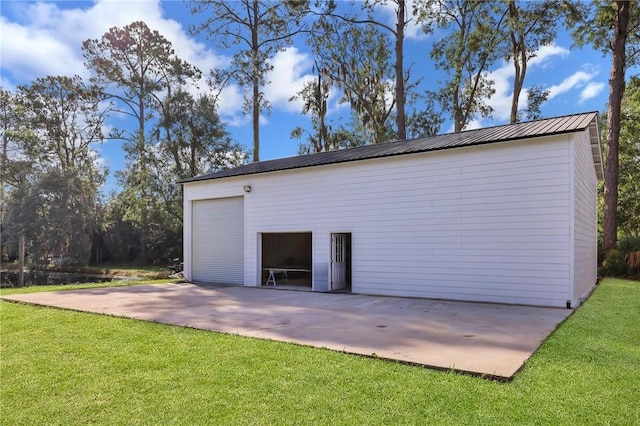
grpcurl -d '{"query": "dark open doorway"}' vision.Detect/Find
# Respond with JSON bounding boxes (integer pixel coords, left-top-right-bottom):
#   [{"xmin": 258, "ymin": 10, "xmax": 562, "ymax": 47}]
[{"xmin": 261, "ymin": 232, "xmax": 312, "ymax": 288}]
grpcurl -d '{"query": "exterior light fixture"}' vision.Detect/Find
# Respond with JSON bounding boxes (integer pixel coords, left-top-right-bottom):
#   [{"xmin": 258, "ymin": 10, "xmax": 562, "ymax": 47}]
[{"xmin": 243, "ymin": 185, "xmax": 252, "ymax": 193}]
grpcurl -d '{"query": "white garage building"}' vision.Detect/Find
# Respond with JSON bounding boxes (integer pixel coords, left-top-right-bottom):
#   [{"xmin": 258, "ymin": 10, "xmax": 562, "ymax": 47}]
[{"xmin": 182, "ymin": 112, "xmax": 603, "ymax": 308}]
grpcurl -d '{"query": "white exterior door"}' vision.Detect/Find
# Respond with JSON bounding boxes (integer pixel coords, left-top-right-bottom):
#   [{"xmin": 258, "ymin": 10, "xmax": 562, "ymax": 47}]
[
  {"xmin": 191, "ymin": 197, "xmax": 244, "ymax": 284},
  {"xmin": 331, "ymin": 233, "xmax": 347, "ymax": 290}
]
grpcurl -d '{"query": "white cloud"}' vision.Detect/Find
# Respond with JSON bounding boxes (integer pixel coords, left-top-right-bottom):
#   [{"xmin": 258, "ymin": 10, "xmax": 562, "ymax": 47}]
[
  {"xmin": 580, "ymin": 81, "xmax": 606, "ymax": 102},
  {"xmin": 218, "ymin": 84, "xmax": 248, "ymax": 127},
  {"xmin": 264, "ymin": 47, "xmax": 314, "ymax": 113},
  {"xmin": 547, "ymin": 71, "xmax": 596, "ymax": 100},
  {"xmin": 0, "ymin": 16, "xmax": 85, "ymax": 80},
  {"xmin": 1, "ymin": 0, "xmax": 248, "ymax": 129},
  {"xmin": 528, "ymin": 44, "xmax": 570, "ymax": 67},
  {"xmin": 0, "ymin": 0, "xmax": 226, "ymax": 87}
]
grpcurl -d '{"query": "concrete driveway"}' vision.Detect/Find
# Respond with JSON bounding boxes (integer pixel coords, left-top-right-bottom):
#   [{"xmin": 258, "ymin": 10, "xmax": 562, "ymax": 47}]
[{"xmin": 2, "ymin": 283, "xmax": 571, "ymax": 379}]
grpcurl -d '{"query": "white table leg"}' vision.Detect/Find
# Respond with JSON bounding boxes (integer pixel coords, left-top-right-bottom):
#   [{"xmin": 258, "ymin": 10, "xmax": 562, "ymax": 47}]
[{"xmin": 266, "ymin": 269, "xmax": 277, "ymax": 286}]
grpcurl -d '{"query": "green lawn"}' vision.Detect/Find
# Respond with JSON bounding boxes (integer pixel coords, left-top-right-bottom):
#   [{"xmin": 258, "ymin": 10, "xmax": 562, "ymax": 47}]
[
  {"xmin": 1, "ymin": 278, "xmax": 639, "ymax": 425},
  {"xmin": 0, "ymin": 279, "xmax": 177, "ymax": 296},
  {"xmin": 1, "ymin": 263, "xmax": 170, "ymax": 280}
]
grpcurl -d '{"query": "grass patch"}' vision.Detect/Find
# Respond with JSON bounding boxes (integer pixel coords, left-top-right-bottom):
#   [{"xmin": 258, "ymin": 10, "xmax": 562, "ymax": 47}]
[
  {"xmin": 1, "ymin": 262, "xmax": 169, "ymax": 279},
  {"xmin": 59, "ymin": 265, "xmax": 169, "ymax": 279},
  {"xmin": 1, "ymin": 278, "xmax": 639, "ymax": 424},
  {"xmin": 0, "ymin": 279, "xmax": 176, "ymax": 296}
]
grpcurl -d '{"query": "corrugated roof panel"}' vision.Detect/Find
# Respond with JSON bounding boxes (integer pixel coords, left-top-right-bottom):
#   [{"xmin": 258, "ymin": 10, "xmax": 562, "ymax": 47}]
[
  {"xmin": 556, "ymin": 115, "xmax": 577, "ymax": 132},
  {"xmin": 530, "ymin": 119, "xmax": 551, "ymax": 135},
  {"xmin": 491, "ymin": 126, "xmax": 515, "ymax": 141},
  {"xmin": 181, "ymin": 111, "xmax": 601, "ymax": 184}
]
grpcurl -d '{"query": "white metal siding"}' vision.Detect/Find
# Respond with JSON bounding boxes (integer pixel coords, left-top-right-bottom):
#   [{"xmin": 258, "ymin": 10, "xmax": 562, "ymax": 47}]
[
  {"xmin": 571, "ymin": 132, "xmax": 599, "ymax": 305},
  {"xmin": 183, "ymin": 134, "xmax": 587, "ymax": 307},
  {"xmin": 191, "ymin": 197, "xmax": 244, "ymax": 284}
]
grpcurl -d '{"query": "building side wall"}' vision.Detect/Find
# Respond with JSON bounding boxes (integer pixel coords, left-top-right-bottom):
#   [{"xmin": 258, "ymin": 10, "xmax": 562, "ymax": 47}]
[
  {"xmin": 571, "ymin": 131, "xmax": 599, "ymax": 305},
  {"xmin": 184, "ymin": 135, "xmax": 576, "ymax": 307}
]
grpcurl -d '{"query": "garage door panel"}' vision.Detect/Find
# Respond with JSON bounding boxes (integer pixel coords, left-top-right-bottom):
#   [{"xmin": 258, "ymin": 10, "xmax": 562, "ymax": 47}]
[{"xmin": 192, "ymin": 197, "xmax": 244, "ymax": 284}]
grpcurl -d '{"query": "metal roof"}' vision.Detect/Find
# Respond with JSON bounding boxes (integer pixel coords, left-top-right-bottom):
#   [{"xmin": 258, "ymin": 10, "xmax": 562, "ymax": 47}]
[{"xmin": 181, "ymin": 111, "xmax": 603, "ymax": 184}]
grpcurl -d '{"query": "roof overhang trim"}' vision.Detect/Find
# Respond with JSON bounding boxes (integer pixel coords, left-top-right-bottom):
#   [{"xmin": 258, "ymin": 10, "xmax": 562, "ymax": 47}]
[
  {"xmin": 180, "ymin": 111, "xmax": 604, "ymax": 184},
  {"xmin": 588, "ymin": 117, "xmax": 604, "ymax": 181}
]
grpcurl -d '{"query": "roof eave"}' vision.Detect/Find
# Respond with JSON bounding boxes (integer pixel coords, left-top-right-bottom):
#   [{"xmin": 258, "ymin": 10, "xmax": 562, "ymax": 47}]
[
  {"xmin": 180, "ymin": 111, "xmax": 604, "ymax": 185},
  {"xmin": 588, "ymin": 114, "xmax": 605, "ymax": 181}
]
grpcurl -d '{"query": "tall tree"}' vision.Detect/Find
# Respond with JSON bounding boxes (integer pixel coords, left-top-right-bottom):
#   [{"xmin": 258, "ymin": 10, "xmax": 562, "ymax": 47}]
[
  {"xmin": 290, "ymin": 66, "xmax": 365, "ymax": 154},
  {"xmin": 290, "ymin": 65, "xmax": 333, "ymax": 153},
  {"xmin": 82, "ymin": 21, "xmax": 200, "ymax": 263},
  {"xmin": 18, "ymin": 76, "xmax": 106, "ymax": 174},
  {"xmin": 0, "ymin": 89, "xmax": 25, "ymax": 226},
  {"xmin": 157, "ymin": 90, "xmax": 246, "ymax": 180},
  {"xmin": 504, "ymin": 0, "xmax": 566, "ymax": 123},
  {"xmin": 615, "ymin": 76, "xmax": 640, "ymax": 238},
  {"xmin": 189, "ymin": 0, "xmax": 308, "ymax": 162},
  {"xmin": 571, "ymin": 1, "xmax": 640, "ymax": 250},
  {"xmin": 390, "ymin": 0, "xmax": 408, "ymax": 140},
  {"xmin": 315, "ymin": 0, "xmax": 413, "ymax": 141},
  {"xmin": 0, "ymin": 88, "xmax": 36, "ymax": 262},
  {"xmin": 308, "ymin": 11, "xmax": 396, "ymax": 145},
  {"xmin": 415, "ymin": 0, "xmax": 508, "ymax": 132},
  {"xmin": 0, "ymin": 89, "xmax": 12, "ymax": 227},
  {"xmin": 3, "ymin": 76, "xmax": 107, "ymax": 265}
]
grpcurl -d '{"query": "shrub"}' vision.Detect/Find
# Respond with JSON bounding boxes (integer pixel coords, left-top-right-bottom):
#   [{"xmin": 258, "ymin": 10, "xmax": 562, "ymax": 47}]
[
  {"xmin": 628, "ymin": 251, "xmax": 640, "ymax": 273},
  {"xmin": 600, "ymin": 249, "xmax": 628, "ymax": 277},
  {"xmin": 599, "ymin": 236, "xmax": 640, "ymax": 280}
]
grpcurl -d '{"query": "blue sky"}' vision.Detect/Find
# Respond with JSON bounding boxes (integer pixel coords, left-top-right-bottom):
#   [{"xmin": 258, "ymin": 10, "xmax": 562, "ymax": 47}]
[{"xmin": 0, "ymin": 0, "xmax": 621, "ymax": 192}]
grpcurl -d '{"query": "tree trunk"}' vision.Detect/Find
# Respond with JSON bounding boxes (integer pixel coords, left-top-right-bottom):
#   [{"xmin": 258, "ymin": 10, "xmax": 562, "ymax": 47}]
[
  {"xmin": 252, "ymin": 0, "xmax": 260, "ymax": 162},
  {"xmin": 603, "ymin": 1, "xmax": 630, "ymax": 251},
  {"xmin": 510, "ymin": 45, "xmax": 527, "ymax": 124},
  {"xmin": 138, "ymin": 101, "xmax": 148, "ymax": 264},
  {"xmin": 395, "ymin": 0, "xmax": 406, "ymax": 141},
  {"xmin": 18, "ymin": 235, "xmax": 25, "ymax": 287},
  {"xmin": 1, "ymin": 125, "xmax": 7, "ymax": 225},
  {"xmin": 253, "ymin": 79, "xmax": 260, "ymax": 162},
  {"xmin": 508, "ymin": 1, "xmax": 524, "ymax": 124}
]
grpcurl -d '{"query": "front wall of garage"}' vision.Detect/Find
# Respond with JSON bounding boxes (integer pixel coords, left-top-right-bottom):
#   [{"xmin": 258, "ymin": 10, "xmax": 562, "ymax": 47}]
[{"xmin": 184, "ymin": 133, "xmax": 594, "ymax": 307}]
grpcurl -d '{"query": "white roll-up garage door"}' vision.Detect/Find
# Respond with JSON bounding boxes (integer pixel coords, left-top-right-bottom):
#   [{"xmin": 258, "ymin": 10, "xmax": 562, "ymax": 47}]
[{"xmin": 191, "ymin": 197, "xmax": 244, "ymax": 284}]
